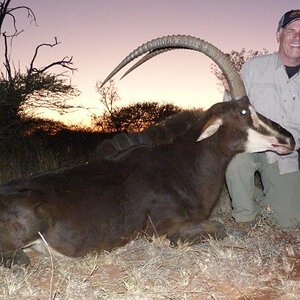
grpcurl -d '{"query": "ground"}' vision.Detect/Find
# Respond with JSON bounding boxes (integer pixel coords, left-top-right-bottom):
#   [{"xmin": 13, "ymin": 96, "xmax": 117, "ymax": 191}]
[{"xmin": 1, "ymin": 191, "xmax": 300, "ymax": 299}]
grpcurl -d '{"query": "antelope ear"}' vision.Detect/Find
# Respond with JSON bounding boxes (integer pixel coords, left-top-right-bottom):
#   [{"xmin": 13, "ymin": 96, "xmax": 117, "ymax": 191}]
[{"xmin": 197, "ymin": 117, "xmax": 223, "ymax": 142}]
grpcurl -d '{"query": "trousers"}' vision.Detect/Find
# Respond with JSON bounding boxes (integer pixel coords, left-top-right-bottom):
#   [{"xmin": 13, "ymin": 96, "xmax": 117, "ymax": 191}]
[{"xmin": 225, "ymin": 152, "xmax": 300, "ymax": 229}]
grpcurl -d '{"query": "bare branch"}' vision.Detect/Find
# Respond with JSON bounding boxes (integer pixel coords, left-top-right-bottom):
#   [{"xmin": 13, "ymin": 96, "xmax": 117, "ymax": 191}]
[
  {"xmin": 8, "ymin": 5, "xmax": 37, "ymax": 23},
  {"xmin": 33, "ymin": 56, "xmax": 77, "ymax": 74},
  {"xmin": 28, "ymin": 38, "xmax": 60, "ymax": 73},
  {"xmin": 0, "ymin": 0, "xmax": 11, "ymax": 32},
  {"xmin": 0, "ymin": 2, "xmax": 37, "ymax": 34},
  {"xmin": 3, "ymin": 32, "xmax": 11, "ymax": 80},
  {"xmin": 1, "ymin": 0, "xmax": 37, "ymax": 79},
  {"xmin": 28, "ymin": 38, "xmax": 77, "ymax": 75}
]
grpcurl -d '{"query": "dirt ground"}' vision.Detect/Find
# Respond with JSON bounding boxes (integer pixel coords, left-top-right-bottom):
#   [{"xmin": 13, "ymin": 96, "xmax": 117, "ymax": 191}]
[{"xmin": 1, "ymin": 191, "xmax": 300, "ymax": 299}]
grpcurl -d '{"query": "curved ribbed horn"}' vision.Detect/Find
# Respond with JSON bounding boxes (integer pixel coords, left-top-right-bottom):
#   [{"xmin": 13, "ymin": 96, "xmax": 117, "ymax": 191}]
[
  {"xmin": 121, "ymin": 48, "xmax": 182, "ymax": 80},
  {"xmin": 101, "ymin": 35, "xmax": 246, "ymax": 100}
]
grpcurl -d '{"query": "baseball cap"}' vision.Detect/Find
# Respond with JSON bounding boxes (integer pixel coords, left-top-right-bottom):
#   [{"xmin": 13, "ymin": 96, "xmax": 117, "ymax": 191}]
[{"xmin": 277, "ymin": 9, "xmax": 300, "ymax": 31}]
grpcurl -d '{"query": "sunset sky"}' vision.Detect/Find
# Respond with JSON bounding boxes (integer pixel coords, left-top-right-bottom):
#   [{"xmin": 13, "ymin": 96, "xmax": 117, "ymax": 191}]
[{"xmin": 4, "ymin": 0, "xmax": 300, "ymax": 126}]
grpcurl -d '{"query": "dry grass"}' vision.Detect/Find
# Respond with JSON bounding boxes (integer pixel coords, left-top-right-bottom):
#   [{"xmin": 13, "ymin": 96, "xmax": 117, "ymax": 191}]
[{"xmin": 1, "ymin": 190, "xmax": 300, "ymax": 299}]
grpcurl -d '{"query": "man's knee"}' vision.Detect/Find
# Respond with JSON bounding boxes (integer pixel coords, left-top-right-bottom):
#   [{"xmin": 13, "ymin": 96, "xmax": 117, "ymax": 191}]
[
  {"xmin": 226, "ymin": 153, "xmax": 258, "ymax": 178},
  {"xmin": 258, "ymin": 161, "xmax": 300, "ymax": 229},
  {"xmin": 270, "ymin": 207, "xmax": 300, "ymax": 230}
]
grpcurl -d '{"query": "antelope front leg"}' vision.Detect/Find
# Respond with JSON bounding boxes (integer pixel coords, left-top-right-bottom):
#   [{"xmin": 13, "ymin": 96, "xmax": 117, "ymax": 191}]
[{"xmin": 166, "ymin": 220, "xmax": 226, "ymax": 246}]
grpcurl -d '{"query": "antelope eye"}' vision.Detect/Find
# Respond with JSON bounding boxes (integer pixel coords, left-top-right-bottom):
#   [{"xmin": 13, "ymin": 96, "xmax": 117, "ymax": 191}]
[{"xmin": 240, "ymin": 109, "xmax": 248, "ymax": 115}]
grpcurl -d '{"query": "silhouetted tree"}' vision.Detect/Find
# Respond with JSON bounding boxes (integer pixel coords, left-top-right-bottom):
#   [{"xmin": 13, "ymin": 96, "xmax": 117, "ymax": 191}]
[
  {"xmin": 96, "ymin": 79, "xmax": 120, "ymax": 115},
  {"xmin": 95, "ymin": 79, "xmax": 181, "ymax": 132},
  {"xmin": 0, "ymin": 0, "xmax": 79, "ymax": 138},
  {"xmin": 95, "ymin": 79, "xmax": 122, "ymax": 131},
  {"xmin": 92, "ymin": 101, "xmax": 181, "ymax": 132}
]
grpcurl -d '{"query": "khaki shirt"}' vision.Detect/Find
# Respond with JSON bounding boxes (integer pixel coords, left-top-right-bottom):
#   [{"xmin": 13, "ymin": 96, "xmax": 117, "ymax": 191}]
[{"xmin": 225, "ymin": 53, "xmax": 300, "ymax": 174}]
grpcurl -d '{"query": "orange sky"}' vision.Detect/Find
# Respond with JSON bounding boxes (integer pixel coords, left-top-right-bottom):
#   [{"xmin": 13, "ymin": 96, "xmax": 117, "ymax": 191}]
[{"xmin": 4, "ymin": 0, "xmax": 300, "ymax": 126}]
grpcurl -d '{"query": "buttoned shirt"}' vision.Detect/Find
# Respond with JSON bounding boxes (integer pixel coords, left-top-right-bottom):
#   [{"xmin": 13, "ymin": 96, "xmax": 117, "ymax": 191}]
[{"xmin": 225, "ymin": 52, "xmax": 300, "ymax": 174}]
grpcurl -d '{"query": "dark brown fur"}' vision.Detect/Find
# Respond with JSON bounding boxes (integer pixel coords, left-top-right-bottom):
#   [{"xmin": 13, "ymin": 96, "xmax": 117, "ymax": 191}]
[{"xmin": 0, "ymin": 98, "xmax": 295, "ymax": 267}]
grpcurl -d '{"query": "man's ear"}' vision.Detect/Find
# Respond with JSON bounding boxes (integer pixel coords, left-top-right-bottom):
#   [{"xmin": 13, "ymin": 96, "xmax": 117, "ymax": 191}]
[
  {"xmin": 276, "ymin": 30, "xmax": 281, "ymax": 44},
  {"xmin": 197, "ymin": 116, "xmax": 223, "ymax": 142}
]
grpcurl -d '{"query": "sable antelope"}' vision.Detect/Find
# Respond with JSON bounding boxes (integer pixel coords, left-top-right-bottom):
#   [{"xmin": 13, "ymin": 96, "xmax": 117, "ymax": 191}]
[{"xmin": 0, "ymin": 35, "xmax": 295, "ymax": 267}]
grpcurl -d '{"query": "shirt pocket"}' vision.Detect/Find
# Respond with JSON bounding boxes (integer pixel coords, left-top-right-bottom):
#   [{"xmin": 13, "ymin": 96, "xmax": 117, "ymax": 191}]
[{"xmin": 248, "ymin": 83, "xmax": 280, "ymax": 120}]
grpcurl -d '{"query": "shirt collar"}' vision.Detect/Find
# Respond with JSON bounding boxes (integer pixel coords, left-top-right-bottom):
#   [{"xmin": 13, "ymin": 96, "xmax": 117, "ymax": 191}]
[{"xmin": 274, "ymin": 52, "xmax": 300, "ymax": 76}]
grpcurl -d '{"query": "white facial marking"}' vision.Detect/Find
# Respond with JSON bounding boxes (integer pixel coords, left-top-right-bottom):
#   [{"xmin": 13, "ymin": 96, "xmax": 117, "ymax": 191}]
[
  {"xmin": 249, "ymin": 106, "xmax": 260, "ymax": 129},
  {"xmin": 249, "ymin": 106, "xmax": 284, "ymax": 138},
  {"xmin": 245, "ymin": 105, "xmax": 293, "ymax": 154},
  {"xmin": 245, "ymin": 128, "xmax": 276, "ymax": 152}
]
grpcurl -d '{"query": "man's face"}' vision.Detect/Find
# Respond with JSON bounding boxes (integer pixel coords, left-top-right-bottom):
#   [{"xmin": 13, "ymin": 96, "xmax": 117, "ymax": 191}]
[{"xmin": 277, "ymin": 19, "xmax": 300, "ymax": 65}]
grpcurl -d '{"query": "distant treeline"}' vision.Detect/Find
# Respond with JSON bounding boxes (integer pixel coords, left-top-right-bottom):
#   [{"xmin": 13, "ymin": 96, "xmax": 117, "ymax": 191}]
[{"xmin": 0, "ymin": 101, "xmax": 181, "ymax": 183}]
